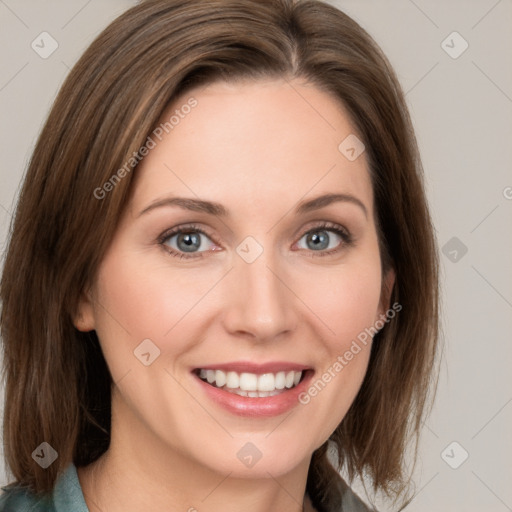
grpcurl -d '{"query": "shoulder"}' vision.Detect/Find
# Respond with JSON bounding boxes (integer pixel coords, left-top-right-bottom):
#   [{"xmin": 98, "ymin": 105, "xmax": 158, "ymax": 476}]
[
  {"xmin": 0, "ymin": 485, "xmax": 54, "ymax": 512},
  {"xmin": 0, "ymin": 462, "xmax": 88, "ymax": 512},
  {"xmin": 335, "ymin": 475, "xmax": 377, "ymax": 512},
  {"xmin": 341, "ymin": 486, "xmax": 375, "ymax": 512},
  {"xmin": 310, "ymin": 474, "xmax": 377, "ymax": 512}
]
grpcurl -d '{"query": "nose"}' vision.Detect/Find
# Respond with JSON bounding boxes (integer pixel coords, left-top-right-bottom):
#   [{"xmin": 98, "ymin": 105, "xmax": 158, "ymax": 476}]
[{"xmin": 221, "ymin": 249, "xmax": 298, "ymax": 342}]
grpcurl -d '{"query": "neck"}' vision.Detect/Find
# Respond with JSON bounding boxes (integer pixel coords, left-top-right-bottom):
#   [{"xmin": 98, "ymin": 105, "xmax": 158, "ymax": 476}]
[
  {"xmin": 77, "ymin": 393, "xmax": 315, "ymax": 512},
  {"xmin": 78, "ymin": 451, "xmax": 312, "ymax": 512}
]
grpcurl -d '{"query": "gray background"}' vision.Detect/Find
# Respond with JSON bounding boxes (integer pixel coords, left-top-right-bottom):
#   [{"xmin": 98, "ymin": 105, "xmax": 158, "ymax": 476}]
[{"xmin": 0, "ymin": 1, "xmax": 511, "ymax": 511}]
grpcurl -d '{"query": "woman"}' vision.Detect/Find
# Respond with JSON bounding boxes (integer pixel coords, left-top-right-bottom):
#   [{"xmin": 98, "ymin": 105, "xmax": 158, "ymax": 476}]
[{"xmin": 0, "ymin": 0, "xmax": 440, "ymax": 510}]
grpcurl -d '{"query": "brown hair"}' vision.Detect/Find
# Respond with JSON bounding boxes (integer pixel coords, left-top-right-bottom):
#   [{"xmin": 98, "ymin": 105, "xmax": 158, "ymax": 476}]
[{"xmin": 1, "ymin": 0, "xmax": 440, "ymax": 508}]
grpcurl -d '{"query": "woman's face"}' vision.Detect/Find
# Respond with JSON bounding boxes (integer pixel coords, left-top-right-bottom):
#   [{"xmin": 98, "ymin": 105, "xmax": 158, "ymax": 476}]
[{"xmin": 76, "ymin": 78, "xmax": 394, "ymax": 479}]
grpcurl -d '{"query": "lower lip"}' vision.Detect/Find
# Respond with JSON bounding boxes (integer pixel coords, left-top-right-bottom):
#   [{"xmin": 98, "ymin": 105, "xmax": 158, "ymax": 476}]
[{"xmin": 193, "ymin": 371, "xmax": 314, "ymax": 417}]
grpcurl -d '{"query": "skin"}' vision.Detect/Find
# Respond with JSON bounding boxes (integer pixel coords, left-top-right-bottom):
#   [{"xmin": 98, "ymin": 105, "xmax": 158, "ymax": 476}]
[{"xmin": 74, "ymin": 78, "xmax": 395, "ymax": 512}]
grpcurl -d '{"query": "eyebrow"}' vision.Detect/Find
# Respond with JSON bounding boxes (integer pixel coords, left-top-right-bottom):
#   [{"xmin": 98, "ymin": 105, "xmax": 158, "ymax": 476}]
[{"xmin": 137, "ymin": 193, "xmax": 367, "ymax": 219}]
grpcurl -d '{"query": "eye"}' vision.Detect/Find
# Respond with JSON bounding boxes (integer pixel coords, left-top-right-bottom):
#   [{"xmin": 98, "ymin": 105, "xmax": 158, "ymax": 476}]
[
  {"xmin": 158, "ymin": 221, "xmax": 353, "ymax": 260},
  {"xmin": 158, "ymin": 224, "xmax": 219, "ymax": 259},
  {"xmin": 295, "ymin": 222, "xmax": 353, "ymax": 257}
]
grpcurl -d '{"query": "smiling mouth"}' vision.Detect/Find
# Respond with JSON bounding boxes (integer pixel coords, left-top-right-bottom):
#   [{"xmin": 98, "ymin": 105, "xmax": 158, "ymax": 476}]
[{"xmin": 194, "ymin": 368, "xmax": 308, "ymax": 398}]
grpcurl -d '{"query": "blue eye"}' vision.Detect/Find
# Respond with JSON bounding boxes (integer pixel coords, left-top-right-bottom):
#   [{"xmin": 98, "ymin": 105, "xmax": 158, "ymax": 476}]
[
  {"xmin": 159, "ymin": 224, "xmax": 217, "ymax": 259},
  {"xmin": 158, "ymin": 222, "xmax": 353, "ymax": 260},
  {"xmin": 298, "ymin": 230, "xmax": 340, "ymax": 251},
  {"xmin": 296, "ymin": 224, "xmax": 353, "ymax": 257}
]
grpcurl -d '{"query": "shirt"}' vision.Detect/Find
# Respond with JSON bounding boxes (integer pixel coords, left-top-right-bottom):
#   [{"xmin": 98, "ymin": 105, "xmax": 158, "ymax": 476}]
[
  {"xmin": 0, "ymin": 462, "xmax": 373, "ymax": 511},
  {"xmin": 0, "ymin": 464, "xmax": 88, "ymax": 512}
]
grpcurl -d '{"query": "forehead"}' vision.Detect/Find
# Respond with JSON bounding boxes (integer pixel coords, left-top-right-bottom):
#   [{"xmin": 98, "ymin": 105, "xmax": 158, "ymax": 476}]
[{"xmin": 129, "ymin": 78, "xmax": 373, "ymax": 218}]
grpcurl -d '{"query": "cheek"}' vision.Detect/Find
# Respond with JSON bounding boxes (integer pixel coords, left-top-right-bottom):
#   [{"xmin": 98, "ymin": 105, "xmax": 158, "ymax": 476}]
[
  {"xmin": 90, "ymin": 248, "xmax": 221, "ymax": 370},
  {"xmin": 292, "ymin": 255, "xmax": 382, "ymax": 434},
  {"xmin": 95, "ymin": 248, "xmax": 194, "ymax": 330},
  {"xmin": 300, "ymin": 260, "xmax": 383, "ymax": 347}
]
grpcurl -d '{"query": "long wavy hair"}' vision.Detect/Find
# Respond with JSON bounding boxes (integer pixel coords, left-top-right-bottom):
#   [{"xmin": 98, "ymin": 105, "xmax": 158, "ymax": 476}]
[{"xmin": 1, "ymin": 0, "xmax": 440, "ymax": 509}]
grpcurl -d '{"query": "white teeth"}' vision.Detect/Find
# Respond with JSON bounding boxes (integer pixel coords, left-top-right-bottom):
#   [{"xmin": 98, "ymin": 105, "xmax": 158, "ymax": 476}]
[
  {"xmin": 239, "ymin": 373, "xmax": 258, "ymax": 391},
  {"xmin": 197, "ymin": 369, "xmax": 304, "ymax": 393},
  {"xmin": 225, "ymin": 388, "xmax": 283, "ymax": 398},
  {"xmin": 215, "ymin": 370, "xmax": 226, "ymax": 387},
  {"xmin": 275, "ymin": 371, "xmax": 286, "ymax": 389},
  {"xmin": 258, "ymin": 373, "xmax": 275, "ymax": 391},
  {"xmin": 226, "ymin": 371, "xmax": 239, "ymax": 389}
]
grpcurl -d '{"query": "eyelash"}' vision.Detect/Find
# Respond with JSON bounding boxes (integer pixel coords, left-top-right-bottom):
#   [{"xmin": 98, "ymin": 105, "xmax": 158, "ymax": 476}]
[{"xmin": 157, "ymin": 221, "xmax": 354, "ymax": 260}]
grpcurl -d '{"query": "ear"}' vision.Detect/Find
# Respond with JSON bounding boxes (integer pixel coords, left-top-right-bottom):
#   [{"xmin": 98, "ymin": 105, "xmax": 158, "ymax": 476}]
[
  {"xmin": 378, "ymin": 267, "xmax": 396, "ymax": 318},
  {"xmin": 73, "ymin": 288, "xmax": 96, "ymax": 332}
]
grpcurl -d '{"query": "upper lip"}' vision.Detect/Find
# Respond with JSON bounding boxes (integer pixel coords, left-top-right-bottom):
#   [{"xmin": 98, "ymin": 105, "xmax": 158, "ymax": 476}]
[{"xmin": 193, "ymin": 361, "xmax": 312, "ymax": 374}]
